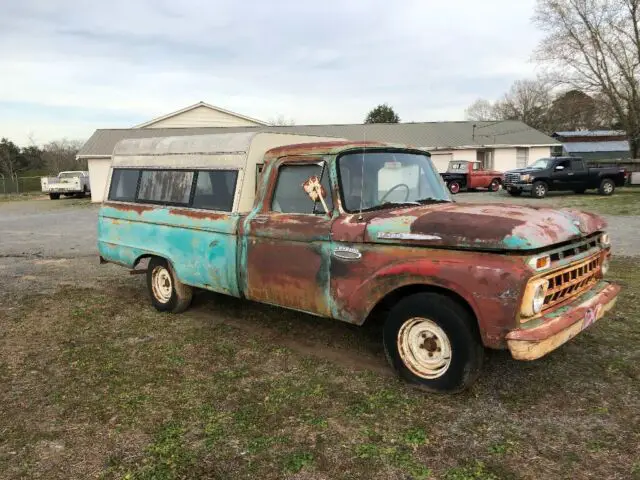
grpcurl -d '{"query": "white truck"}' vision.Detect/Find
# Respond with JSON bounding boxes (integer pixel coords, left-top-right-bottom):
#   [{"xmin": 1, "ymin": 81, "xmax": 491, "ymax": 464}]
[{"xmin": 41, "ymin": 171, "xmax": 91, "ymax": 200}]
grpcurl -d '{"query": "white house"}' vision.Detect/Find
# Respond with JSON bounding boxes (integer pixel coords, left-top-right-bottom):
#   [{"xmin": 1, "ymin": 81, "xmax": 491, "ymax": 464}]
[{"xmin": 78, "ymin": 104, "xmax": 560, "ymax": 202}]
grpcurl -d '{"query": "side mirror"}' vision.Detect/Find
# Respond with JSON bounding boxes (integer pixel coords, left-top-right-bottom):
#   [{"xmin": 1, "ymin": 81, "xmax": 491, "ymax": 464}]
[
  {"xmin": 555, "ymin": 165, "xmax": 565, "ymax": 171},
  {"xmin": 302, "ymin": 175, "xmax": 329, "ymax": 213}
]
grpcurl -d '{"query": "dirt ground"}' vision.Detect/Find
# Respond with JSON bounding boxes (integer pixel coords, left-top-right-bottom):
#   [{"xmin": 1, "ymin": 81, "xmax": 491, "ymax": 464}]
[{"xmin": 1, "ymin": 195, "xmax": 639, "ymax": 479}]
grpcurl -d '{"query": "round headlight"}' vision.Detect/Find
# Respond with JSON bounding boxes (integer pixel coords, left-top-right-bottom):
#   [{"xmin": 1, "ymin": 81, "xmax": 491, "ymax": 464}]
[
  {"xmin": 601, "ymin": 256, "xmax": 610, "ymax": 276},
  {"xmin": 532, "ymin": 284, "xmax": 546, "ymax": 314}
]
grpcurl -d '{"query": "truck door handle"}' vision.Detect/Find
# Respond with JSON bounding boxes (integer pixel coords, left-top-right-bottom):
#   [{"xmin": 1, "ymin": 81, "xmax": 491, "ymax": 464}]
[
  {"xmin": 332, "ymin": 246, "xmax": 362, "ymax": 260},
  {"xmin": 568, "ymin": 173, "xmax": 574, "ymax": 176}
]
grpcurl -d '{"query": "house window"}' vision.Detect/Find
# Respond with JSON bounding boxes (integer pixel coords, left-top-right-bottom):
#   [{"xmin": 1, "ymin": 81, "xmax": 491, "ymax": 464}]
[
  {"xmin": 192, "ymin": 170, "xmax": 238, "ymax": 212},
  {"xmin": 137, "ymin": 170, "xmax": 194, "ymax": 205},
  {"xmin": 516, "ymin": 148, "xmax": 529, "ymax": 168},
  {"xmin": 108, "ymin": 169, "xmax": 140, "ymax": 202}
]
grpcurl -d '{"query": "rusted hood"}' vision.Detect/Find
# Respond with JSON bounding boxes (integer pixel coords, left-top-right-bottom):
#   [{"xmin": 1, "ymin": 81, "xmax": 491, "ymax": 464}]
[{"xmin": 364, "ymin": 202, "xmax": 606, "ymax": 251}]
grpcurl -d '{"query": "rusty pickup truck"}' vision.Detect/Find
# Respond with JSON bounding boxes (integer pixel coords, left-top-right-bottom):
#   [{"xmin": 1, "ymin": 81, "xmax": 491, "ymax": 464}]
[{"xmin": 98, "ymin": 132, "xmax": 620, "ymax": 393}]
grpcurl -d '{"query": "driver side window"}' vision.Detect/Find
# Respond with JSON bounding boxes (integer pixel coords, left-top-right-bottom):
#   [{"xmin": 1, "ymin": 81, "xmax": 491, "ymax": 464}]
[
  {"xmin": 271, "ymin": 164, "xmax": 333, "ymax": 214},
  {"xmin": 556, "ymin": 159, "xmax": 571, "ymax": 170}
]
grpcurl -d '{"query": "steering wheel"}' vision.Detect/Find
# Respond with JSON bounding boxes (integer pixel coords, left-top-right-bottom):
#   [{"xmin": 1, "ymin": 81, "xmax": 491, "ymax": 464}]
[{"xmin": 379, "ymin": 183, "xmax": 410, "ymax": 203}]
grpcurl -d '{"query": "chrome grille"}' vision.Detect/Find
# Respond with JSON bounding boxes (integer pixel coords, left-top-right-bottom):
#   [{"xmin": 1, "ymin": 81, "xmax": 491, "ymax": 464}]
[
  {"xmin": 543, "ymin": 254, "xmax": 601, "ymax": 310},
  {"xmin": 504, "ymin": 173, "xmax": 520, "ymax": 184}
]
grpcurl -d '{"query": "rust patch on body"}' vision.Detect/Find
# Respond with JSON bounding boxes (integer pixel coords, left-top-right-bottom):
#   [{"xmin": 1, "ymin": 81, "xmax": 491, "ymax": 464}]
[{"xmin": 104, "ymin": 202, "xmax": 153, "ymax": 215}]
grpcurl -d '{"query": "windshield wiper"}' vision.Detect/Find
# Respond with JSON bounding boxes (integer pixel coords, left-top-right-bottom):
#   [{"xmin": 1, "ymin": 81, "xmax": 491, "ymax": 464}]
[
  {"xmin": 416, "ymin": 197, "xmax": 451, "ymax": 204},
  {"xmin": 358, "ymin": 201, "xmax": 421, "ymax": 213}
]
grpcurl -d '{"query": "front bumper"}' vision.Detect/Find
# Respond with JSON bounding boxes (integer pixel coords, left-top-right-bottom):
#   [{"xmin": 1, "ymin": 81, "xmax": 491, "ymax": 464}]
[
  {"xmin": 504, "ymin": 183, "xmax": 532, "ymax": 192},
  {"xmin": 506, "ymin": 281, "xmax": 620, "ymax": 361}
]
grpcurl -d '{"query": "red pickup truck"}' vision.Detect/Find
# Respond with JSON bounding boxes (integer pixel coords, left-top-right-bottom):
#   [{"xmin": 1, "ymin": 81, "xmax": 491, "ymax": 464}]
[{"xmin": 441, "ymin": 160, "xmax": 504, "ymax": 194}]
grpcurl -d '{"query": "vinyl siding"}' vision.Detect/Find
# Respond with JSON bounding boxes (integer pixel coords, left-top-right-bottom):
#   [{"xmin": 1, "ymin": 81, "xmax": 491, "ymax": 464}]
[{"xmin": 144, "ymin": 106, "xmax": 263, "ymax": 128}]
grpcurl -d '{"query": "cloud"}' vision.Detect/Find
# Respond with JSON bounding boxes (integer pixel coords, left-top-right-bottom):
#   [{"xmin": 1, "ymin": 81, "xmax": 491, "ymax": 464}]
[{"xmin": 0, "ymin": 0, "xmax": 543, "ymax": 144}]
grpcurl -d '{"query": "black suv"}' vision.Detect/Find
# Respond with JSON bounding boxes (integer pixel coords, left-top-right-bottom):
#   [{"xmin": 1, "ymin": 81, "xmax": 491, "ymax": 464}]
[{"xmin": 503, "ymin": 157, "xmax": 626, "ymax": 198}]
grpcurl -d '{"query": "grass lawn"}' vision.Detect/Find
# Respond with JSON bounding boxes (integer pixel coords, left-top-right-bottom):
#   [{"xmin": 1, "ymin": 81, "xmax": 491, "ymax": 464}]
[
  {"xmin": 1, "ymin": 258, "xmax": 639, "ymax": 479},
  {"xmin": 552, "ymin": 187, "xmax": 640, "ymax": 215}
]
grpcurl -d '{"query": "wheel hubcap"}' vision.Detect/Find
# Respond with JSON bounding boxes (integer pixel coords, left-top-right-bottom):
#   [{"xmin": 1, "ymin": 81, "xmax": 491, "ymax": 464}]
[
  {"xmin": 450, "ymin": 183, "xmax": 459, "ymax": 193},
  {"xmin": 397, "ymin": 317, "xmax": 452, "ymax": 379},
  {"xmin": 536, "ymin": 185, "xmax": 545, "ymax": 196},
  {"xmin": 604, "ymin": 183, "xmax": 613, "ymax": 193},
  {"xmin": 152, "ymin": 266, "xmax": 172, "ymax": 303}
]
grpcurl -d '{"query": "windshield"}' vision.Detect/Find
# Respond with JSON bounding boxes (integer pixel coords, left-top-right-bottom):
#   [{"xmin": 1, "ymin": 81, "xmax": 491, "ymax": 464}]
[
  {"xmin": 338, "ymin": 151, "xmax": 451, "ymax": 212},
  {"xmin": 447, "ymin": 162, "xmax": 468, "ymax": 172},
  {"xmin": 528, "ymin": 158, "xmax": 551, "ymax": 170},
  {"xmin": 58, "ymin": 172, "xmax": 81, "ymax": 179}
]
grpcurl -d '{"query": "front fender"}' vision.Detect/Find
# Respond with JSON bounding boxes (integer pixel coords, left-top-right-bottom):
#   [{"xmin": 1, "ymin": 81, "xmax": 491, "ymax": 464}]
[{"xmin": 330, "ymin": 250, "xmax": 529, "ymax": 348}]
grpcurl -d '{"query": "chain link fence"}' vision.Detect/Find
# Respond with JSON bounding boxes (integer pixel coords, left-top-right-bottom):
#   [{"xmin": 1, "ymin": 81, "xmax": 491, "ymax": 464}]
[{"xmin": 0, "ymin": 175, "xmax": 45, "ymax": 196}]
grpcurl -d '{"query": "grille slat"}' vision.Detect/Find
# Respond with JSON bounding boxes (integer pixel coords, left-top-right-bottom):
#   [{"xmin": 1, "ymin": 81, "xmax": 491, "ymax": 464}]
[{"xmin": 542, "ymin": 254, "xmax": 601, "ymax": 311}]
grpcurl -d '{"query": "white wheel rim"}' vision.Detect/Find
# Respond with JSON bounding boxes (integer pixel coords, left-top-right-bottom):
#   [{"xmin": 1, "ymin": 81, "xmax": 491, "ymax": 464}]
[
  {"xmin": 604, "ymin": 183, "xmax": 613, "ymax": 193},
  {"xmin": 397, "ymin": 317, "xmax": 452, "ymax": 379},
  {"xmin": 536, "ymin": 185, "xmax": 545, "ymax": 196},
  {"xmin": 151, "ymin": 266, "xmax": 172, "ymax": 303},
  {"xmin": 450, "ymin": 183, "xmax": 459, "ymax": 193}
]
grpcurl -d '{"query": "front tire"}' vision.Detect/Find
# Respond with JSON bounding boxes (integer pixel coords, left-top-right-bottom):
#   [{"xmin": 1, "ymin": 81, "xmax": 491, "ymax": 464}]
[
  {"xmin": 147, "ymin": 257, "xmax": 193, "ymax": 313},
  {"xmin": 448, "ymin": 181, "xmax": 461, "ymax": 194},
  {"xmin": 532, "ymin": 181, "xmax": 547, "ymax": 198},
  {"xmin": 508, "ymin": 189, "xmax": 522, "ymax": 197},
  {"xmin": 598, "ymin": 178, "xmax": 615, "ymax": 196},
  {"xmin": 489, "ymin": 179, "xmax": 501, "ymax": 192},
  {"xmin": 383, "ymin": 293, "xmax": 484, "ymax": 393}
]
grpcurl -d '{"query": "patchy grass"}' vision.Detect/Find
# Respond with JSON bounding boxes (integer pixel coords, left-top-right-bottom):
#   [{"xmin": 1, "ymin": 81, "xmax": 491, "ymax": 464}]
[
  {"xmin": 1, "ymin": 258, "xmax": 639, "ymax": 479},
  {"xmin": 489, "ymin": 187, "xmax": 640, "ymax": 215},
  {"xmin": 552, "ymin": 187, "xmax": 640, "ymax": 215}
]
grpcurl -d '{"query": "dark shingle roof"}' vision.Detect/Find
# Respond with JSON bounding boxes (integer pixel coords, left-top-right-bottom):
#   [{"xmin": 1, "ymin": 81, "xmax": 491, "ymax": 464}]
[{"xmin": 77, "ymin": 120, "xmax": 559, "ymax": 157}]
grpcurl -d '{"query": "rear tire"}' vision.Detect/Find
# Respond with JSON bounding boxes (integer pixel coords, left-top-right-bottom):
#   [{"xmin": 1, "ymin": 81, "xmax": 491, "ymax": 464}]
[
  {"xmin": 448, "ymin": 181, "xmax": 461, "ymax": 194},
  {"xmin": 532, "ymin": 181, "xmax": 547, "ymax": 198},
  {"xmin": 383, "ymin": 292, "xmax": 484, "ymax": 393},
  {"xmin": 598, "ymin": 178, "xmax": 615, "ymax": 196},
  {"xmin": 49, "ymin": 193, "xmax": 60, "ymax": 200},
  {"xmin": 147, "ymin": 257, "xmax": 193, "ymax": 313}
]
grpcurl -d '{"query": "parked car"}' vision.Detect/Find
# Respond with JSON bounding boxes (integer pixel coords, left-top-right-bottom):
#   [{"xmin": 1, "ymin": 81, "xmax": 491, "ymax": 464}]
[
  {"xmin": 98, "ymin": 133, "xmax": 620, "ymax": 393},
  {"xmin": 503, "ymin": 157, "xmax": 626, "ymax": 198},
  {"xmin": 41, "ymin": 171, "xmax": 91, "ymax": 200},
  {"xmin": 440, "ymin": 160, "xmax": 503, "ymax": 194}
]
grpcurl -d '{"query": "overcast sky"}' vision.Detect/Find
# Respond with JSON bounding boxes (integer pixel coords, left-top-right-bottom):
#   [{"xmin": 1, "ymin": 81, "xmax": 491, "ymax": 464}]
[{"xmin": 0, "ymin": 0, "xmax": 544, "ymax": 145}]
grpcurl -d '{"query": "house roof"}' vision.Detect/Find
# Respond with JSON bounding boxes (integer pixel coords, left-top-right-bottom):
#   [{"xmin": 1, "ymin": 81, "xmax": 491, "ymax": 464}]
[
  {"xmin": 133, "ymin": 101, "xmax": 268, "ymax": 128},
  {"xmin": 563, "ymin": 140, "xmax": 630, "ymax": 153},
  {"xmin": 77, "ymin": 120, "xmax": 560, "ymax": 157},
  {"xmin": 554, "ymin": 130, "xmax": 626, "ymax": 137}
]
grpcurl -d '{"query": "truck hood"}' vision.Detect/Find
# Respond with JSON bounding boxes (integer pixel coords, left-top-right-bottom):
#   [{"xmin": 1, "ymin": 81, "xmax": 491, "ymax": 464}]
[
  {"xmin": 364, "ymin": 202, "xmax": 606, "ymax": 251},
  {"xmin": 505, "ymin": 167, "xmax": 545, "ymax": 175}
]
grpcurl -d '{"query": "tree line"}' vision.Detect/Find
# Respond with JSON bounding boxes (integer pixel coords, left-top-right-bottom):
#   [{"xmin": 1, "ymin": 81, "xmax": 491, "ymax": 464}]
[
  {"xmin": 466, "ymin": 0, "xmax": 640, "ymax": 157},
  {"xmin": 0, "ymin": 138, "xmax": 86, "ymax": 179}
]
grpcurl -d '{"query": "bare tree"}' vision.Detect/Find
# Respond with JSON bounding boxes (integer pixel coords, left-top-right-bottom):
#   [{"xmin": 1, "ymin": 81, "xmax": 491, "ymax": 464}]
[
  {"xmin": 534, "ymin": 0, "xmax": 640, "ymax": 155},
  {"xmin": 269, "ymin": 114, "xmax": 296, "ymax": 126},
  {"xmin": 42, "ymin": 139, "xmax": 85, "ymax": 173},
  {"xmin": 464, "ymin": 99, "xmax": 498, "ymax": 121},
  {"xmin": 493, "ymin": 78, "xmax": 554, "ymax": 132}
]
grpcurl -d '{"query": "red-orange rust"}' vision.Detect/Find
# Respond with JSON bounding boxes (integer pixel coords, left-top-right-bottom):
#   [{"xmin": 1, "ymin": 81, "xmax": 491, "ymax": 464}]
[
  {"xmin": 167, "ymin": 207, "xmax": 230, "ymax": 221},
  {"xmin": 104, "ymin": 202, "xmax": 154, "ymax": 215}
]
